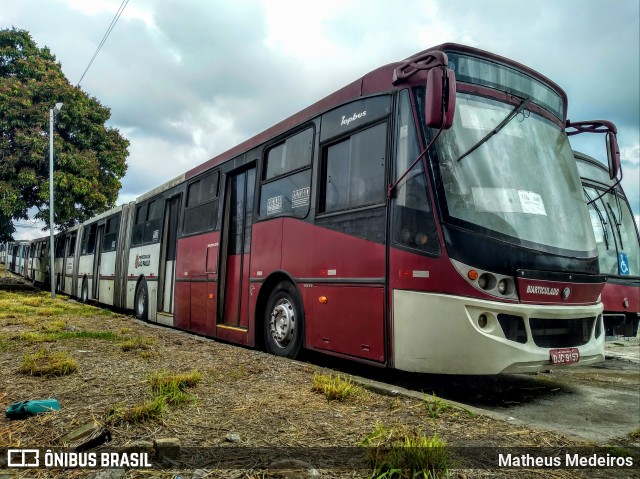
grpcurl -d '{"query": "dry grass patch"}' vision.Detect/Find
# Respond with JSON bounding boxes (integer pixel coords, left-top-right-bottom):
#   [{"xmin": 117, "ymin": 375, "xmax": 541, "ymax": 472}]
[
  {"xmin": 118, "ymin": 336, "xmax": 155, "ymax": 352},
  {"xmin": 40, "ymin": 319, "xmax": 66, "ymax": 332},
  {"xmin": 106, "ymin": 370, "xmax": 202, "ymax": 425},
  {"xmin": 149, "ymin": 370, "xmax": 202, "ymax": 405},
  {"xmin": 311, "ymin": 372, "xmax": 362, "ymax": 401},
  {"xmin": 17, "ymin": 330, "xmax": 120, "ymax": 343},
  {"xmin": 19, "ymin": 349, "xmax": 78, "ymax": 377}
]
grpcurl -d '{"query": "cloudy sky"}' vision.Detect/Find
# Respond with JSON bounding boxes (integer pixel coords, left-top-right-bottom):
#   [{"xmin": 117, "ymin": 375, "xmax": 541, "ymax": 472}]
[{"xmin": 3, "ymin": 0, "xmax": 639, "ymax": 239}]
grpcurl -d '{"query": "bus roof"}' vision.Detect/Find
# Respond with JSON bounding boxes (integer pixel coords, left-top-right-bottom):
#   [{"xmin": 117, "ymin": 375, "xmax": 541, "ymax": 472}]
[{"xmin": 186, "ymin": 43, "xmax": 568, "ymax": 180}]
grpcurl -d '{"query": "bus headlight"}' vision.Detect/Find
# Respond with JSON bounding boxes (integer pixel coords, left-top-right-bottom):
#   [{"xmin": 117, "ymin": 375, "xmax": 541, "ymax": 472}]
[{"xmin": 498, "ymin": 278, "xmax": 513, "ymax": 296}]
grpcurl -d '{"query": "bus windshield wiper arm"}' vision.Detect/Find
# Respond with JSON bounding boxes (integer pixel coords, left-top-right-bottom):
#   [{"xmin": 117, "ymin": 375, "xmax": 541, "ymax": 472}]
[{"xmin": 456, "ymin": 96, "xmax": 531, "ymax": 163}]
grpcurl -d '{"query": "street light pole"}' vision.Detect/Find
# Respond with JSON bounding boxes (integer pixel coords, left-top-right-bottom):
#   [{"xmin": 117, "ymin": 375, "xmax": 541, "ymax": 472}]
[{"xmin": 49, "ymin": 102, "xmax": 63, "ymax": 298}]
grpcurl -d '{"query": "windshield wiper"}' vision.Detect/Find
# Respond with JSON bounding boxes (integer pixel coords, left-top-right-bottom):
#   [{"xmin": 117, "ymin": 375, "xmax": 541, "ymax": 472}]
[
  {"xmin": 606, "ymin": 202, "xmax": 624, "ymax": 250},
  {"xmin": 584, "ymin": 188, "xmax": 610, "ymax": 250},
  {"xmin": 456, "ymin": 96, "xmax": 531, "ymax": 163}
]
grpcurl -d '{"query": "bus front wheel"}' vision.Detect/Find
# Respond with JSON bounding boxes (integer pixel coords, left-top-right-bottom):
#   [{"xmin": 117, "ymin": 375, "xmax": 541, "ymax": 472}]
[
  {"xmin": 135, "ymin": 279, "xmax": 148, "ymax": 321},
  {"xmin": 264, "ymin": 281, "xmax": 304, "ymax": 359}
]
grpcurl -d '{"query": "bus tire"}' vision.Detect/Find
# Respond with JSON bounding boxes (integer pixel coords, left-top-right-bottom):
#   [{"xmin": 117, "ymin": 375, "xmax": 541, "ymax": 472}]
[
  {"xmin": 81, "ymin": 278, "xmax": 89, "ymax": 303},
  {"xmin": 264, "ymin": 281, "xmax": 304, "ymax": 358},
  {"xmin": 135, "ymin": 279, "xmax": 149, "ymax": 321}
]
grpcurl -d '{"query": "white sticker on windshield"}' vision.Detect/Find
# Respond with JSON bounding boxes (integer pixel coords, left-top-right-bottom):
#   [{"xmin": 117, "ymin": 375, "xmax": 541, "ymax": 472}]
[
  {"xmin": 518, "ymin": 190, "xmax": 547, "ymax": 216},
  {"xmin": 589, "ymin": 210, "xmax": 605, "ymax": 243}
]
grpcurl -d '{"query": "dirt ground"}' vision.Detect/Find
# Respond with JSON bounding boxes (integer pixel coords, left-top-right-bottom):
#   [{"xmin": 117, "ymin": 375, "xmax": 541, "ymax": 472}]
[{"xmin": 0, "ymin": 267, "xmax": 638, "ymax": 479}]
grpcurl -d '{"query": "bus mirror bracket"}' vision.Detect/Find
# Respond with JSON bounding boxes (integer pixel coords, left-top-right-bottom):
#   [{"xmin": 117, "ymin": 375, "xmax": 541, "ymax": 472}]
[
  {"xmin": 392, "ymin": 50, "xmax": 456, "ymax": 130},
  {"xmin": 566, "ymin": 119, "xmax": 621, "ymax": 180}
]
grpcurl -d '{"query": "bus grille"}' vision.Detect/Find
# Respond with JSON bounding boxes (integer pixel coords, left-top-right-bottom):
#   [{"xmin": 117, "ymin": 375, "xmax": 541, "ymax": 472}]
[
  {"xmin": 529, "ymin": 317, "xmax": 595, "ymax": 348},
  {"xmin": 497, "ymin": 314, "xmax": 527, "ymax": 344}
]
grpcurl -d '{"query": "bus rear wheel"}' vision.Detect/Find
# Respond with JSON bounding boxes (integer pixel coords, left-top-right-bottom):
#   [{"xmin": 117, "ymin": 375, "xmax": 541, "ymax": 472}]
[
  {"xmin": 135, "ymin": 279, "xmax": 148, "ymax": 321},
  {"xmin": 264, "ymin": 281, "xmax": 304, "ymax": 358}
]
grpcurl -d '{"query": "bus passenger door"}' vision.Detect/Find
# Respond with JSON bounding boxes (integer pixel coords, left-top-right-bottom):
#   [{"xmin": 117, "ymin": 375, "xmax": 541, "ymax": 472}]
[
  {"xmin": 158, "ymin": 195, "xmax": 181, "ymax": 315},
  {"xmin": 92, "ymin": 225, "xmax": 104, "ymax": 299},
  {"xmin": 218, "ymin": 166, "xmax": 255, "ymax": 331}
]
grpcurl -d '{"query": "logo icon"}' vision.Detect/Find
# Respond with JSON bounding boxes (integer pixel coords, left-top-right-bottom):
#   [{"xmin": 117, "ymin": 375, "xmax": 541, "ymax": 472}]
[
  {"xmin": 7, "ymin": 449, "xmax": 39, "ymax": 467},
  {"xmin": 618, "ymin": 252, "xmax": 630, "ymax": 275},
  {"xmin": 562, "ymin": 287, "xmax": 571, "ymax": 300}
]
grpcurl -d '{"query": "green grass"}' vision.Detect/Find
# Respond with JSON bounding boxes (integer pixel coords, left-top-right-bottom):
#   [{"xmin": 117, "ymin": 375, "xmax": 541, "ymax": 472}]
[
  {"xmin": 19, "ymin": 349, "xmax": 78, "ymax": 377},
  {"xmin": 149, "ymin": 370, "xmax": 202, "ymax": 405},
  {"xmin": 423, "ymin": 393, "xmax": 453, "ymax": 419},
  {"xmin": 106, "ymin": 370, "xmax": 202, "ymax": 425},
  {"xmin": 311, "ymin": 372, "xmax": 362, "ymax": 401},
  {"xmin": 0, "ymin": 291, "xmax": 105, "ymax": 320},
  {"xmin": 361, "ymin": 423, "xmax": 450, "ymax": 479}
]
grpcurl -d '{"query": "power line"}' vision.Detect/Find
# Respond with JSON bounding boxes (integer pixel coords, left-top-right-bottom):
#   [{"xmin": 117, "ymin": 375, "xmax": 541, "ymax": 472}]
[{"xmin": 76, "ymin": 0, "xmax": 130, "ymax": 87}]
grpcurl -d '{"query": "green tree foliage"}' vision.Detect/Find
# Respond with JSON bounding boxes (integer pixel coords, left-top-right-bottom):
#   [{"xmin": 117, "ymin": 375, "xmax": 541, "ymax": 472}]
[{"xmin": 0, "ymin": 28, "xmax": 129, "ymax": 239}]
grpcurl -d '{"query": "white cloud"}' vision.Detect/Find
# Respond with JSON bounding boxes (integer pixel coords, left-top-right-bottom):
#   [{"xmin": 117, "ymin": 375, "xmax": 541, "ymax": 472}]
[{"xmin": 3, "ymin": 0, "xmax": 639, "ymax": 240}]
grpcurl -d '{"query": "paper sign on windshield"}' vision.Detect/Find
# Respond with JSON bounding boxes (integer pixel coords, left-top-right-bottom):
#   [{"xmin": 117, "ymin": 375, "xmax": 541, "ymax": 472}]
[{"xmin": 518, "ymin": 190, "xmax": 547, "ymax": 216}]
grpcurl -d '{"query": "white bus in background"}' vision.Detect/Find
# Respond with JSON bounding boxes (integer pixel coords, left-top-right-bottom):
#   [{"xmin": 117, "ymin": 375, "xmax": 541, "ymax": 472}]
[
  {"xmin": 53, "ymin": 226, "xmax": 79, "ymax": 295},
  {"xmin": 30, "ymin": 237, "xmax": 50, "ymax": 285},
  {"xmin": 17, "ymin": 241, "xmax": 30, "ymax": 276},
  {"xmin": 6, "ymin": 241, "xmax": 27, "ymax": 275},
  {"xmin": 75, "ymin": 204, "xmax": 134, "ymax": 307},
  {"xmin": 0, "ymin": 242, "xmax": 6, "ymax": 264}
]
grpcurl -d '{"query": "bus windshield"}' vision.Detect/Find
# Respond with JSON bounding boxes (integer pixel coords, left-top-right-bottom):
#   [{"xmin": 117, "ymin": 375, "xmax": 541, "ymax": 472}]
[
  {"xmin": 433, "ymin": 92, "xmax": 596, "ymax": 253},
  {"xmin": 586, "ymin": 186, "xmax": 640, "ymax": 277}
]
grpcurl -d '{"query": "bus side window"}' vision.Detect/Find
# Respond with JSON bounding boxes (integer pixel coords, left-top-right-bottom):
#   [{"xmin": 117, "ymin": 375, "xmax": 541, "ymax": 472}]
[
  {"xmin": 321, "ymin": 122, "xmax": 387, "ymax": 213},
  {"xmin": 82, "ymin": 224, "xmax": 97, "ymax": 255},
  {"xmin": 103, "ymin": 214, "xmax": 121, "ymax": 251},
  {"xmin": 392, "ymin": 89, "xmax": 440, "ymax": 255},
  {"xmin": 183, "ymin": 171, "xmax": 219, "ymax": 235},
  {"xmin": 259, "ymin": 127, "xmax": 314, "ymax": 218}
]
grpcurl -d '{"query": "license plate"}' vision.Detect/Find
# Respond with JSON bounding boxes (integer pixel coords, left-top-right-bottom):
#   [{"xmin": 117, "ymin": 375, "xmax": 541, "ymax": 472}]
[{"xmin": 550, "ymin": 348, "xmax": 580, "ymax": 365}]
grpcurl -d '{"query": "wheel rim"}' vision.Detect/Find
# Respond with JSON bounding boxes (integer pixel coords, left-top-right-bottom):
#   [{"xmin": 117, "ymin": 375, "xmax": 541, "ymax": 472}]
[
  {"xmin": 269, "ymin": 298, "xmax": 295, "ymax": 348},
  {"xmin": 137, "ymin": 287, "xmax": 146, "ymax": 316}
]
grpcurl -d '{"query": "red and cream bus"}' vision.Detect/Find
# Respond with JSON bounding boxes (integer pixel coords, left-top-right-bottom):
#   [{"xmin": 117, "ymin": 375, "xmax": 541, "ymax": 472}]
[
  {"xmin": 28, "ymin": 43, "xmax": 618, "ymax": 374},
  {"xmin": 575, "ymin": 151, "xmax": 640, "ymax": 338}
]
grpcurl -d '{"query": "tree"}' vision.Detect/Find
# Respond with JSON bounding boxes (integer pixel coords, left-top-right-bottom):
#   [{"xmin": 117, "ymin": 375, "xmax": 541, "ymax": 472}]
[{"xmin": 0, "ymin": 28, "xmax": 129, "ymax": 239}]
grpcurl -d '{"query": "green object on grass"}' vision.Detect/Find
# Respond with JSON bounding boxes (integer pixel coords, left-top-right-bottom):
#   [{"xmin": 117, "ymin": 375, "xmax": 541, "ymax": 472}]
[{"xmin": 5, "ymin": 399, "xmax": 60, "ymax": 419}]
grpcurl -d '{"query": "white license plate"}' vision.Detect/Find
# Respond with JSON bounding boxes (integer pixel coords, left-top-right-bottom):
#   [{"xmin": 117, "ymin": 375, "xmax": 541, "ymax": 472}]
[{"xmin": 550, "ymin": 348, "xmax": 580, "ymax": 365}]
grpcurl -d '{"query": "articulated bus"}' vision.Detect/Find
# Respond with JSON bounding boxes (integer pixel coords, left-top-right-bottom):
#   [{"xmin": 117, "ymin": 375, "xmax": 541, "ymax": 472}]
[
  {"xmin": 22, "ymin": 43, "xmax": 618, "ymax": 374},
  {"xmin": 575, "ymin": 151, "xmax": 640, "ymax": 338}
]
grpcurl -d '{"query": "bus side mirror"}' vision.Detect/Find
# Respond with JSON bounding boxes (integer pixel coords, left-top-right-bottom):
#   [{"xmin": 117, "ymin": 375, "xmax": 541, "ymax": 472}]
[
  {"xmin": 606, "ymin": 131, "xmax": 621, "ymax": 180},
  {"xmin": 425, "ymin": 67, "xmax": 456, "ymax": 129}
]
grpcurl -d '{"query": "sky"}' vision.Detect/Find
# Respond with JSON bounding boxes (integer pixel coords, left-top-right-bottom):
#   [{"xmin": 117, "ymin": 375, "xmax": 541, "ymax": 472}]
[{"xmin": 3, "ymin": 0, "xmax": 639, "ymax": 240}]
